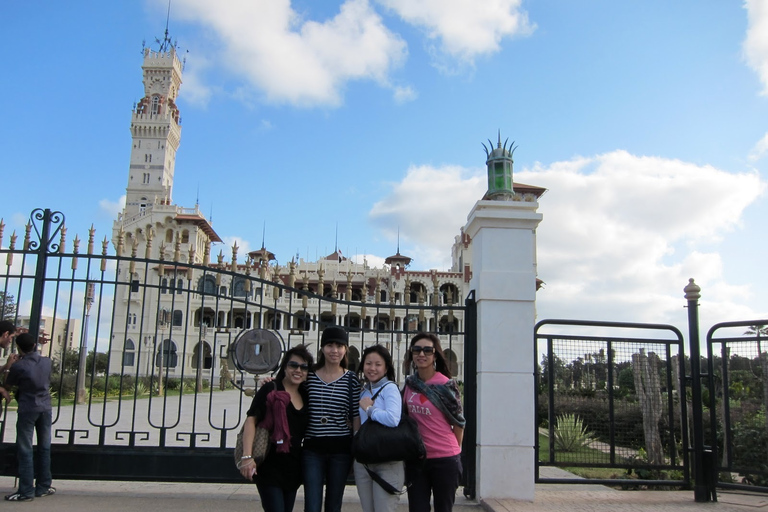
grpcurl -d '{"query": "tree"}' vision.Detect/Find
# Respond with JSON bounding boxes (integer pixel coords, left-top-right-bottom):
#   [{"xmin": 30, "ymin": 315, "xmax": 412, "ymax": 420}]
[
  {"xmin": 60, "ymin": 349, "xmax": 80, "ymax": 374},
  {"xmin": 86, "ymin": 351, "xmax": 108, "ymax": 376},
  {"xmin": 0, "ymin": 292, "xmax": 16, "ymax": 320}
]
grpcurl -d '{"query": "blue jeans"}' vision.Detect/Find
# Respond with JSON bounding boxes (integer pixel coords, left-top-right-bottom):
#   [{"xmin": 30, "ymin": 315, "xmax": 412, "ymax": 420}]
[
  {"xmin": 302, "ymin": 450, "xmax": 352, "ymax": 512},
  {"xmin": 16, "ymin": 410, "xmax": 52, "ymax": 498},
  {"xmin": 256, "ymin": 482, "xmax": 299, "ymax": 512}
]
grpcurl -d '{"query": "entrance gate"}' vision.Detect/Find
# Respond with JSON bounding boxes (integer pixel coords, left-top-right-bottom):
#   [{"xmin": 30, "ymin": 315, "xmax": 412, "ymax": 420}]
[
  {"xmin": 535, "ymin": 319, "xmax": 690, "ymax": 487},
  {"xmin": 704, "ymin": 320, "xmax": 768, "ymax": 493},
  {"xmin": 0, "ymin": 209, "xmax": 475, "ymax": 488}
]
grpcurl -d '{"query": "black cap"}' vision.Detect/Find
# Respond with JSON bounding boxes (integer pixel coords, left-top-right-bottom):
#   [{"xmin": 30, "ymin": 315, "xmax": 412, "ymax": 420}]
[{"xmin": 320, "ymin": 326, "xmax": 349, "ymax": 347}]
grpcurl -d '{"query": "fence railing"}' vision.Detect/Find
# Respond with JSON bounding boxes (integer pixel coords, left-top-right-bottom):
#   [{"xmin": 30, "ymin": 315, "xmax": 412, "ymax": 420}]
[{"xmin": 534, "ymin": 319, "xmax": 690, "ymax": 488}]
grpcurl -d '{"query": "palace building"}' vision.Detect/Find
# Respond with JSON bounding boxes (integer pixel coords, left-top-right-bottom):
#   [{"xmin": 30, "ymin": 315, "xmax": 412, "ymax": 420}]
[{"xmin": 107, "ymin": 36, "xmax": 544, "ymax": 384}]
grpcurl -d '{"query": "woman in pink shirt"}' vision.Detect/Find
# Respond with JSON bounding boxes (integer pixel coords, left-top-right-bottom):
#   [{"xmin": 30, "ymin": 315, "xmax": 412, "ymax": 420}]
[{"xmin": 403, "ymin": 333, "xmax": 465, "ymax": 512}]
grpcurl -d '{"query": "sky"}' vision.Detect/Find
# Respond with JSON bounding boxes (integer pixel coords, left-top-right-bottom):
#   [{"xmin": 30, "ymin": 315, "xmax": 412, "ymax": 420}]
[{"xmin": 1, "ymin": 0, "xmax": 767, "ymax": 339}]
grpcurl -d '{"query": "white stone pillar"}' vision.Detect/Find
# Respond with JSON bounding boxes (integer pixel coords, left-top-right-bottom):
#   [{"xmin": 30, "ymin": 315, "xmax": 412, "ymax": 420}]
[{"xmin": 465, "ymin": 199, "xmax": 542, "ymax": 502}]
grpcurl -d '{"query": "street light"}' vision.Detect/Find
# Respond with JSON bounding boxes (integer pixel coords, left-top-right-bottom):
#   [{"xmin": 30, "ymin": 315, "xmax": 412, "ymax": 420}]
[{"xmin": 76, "ymin": 282, "xmax": 95, "ymax": 404}]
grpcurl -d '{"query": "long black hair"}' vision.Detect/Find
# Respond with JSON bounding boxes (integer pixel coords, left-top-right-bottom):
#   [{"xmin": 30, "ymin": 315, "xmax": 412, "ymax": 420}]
[
  {"xmin": 275, "ymin": 344, "xmax": 314, "ymax": 382},
  {"xmin": 358, "ymin": 344, "xmax": 396, "ymax": 383},
  {"xmin": 404, "ymin": 332, "xmax": 452, "ymax": 378}
]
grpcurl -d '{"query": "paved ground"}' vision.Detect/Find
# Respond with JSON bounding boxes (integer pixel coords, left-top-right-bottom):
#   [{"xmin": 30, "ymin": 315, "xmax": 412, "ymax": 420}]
[{"xmin": 2, "ymin": 468, "xmax": 767, "ymax": 512}]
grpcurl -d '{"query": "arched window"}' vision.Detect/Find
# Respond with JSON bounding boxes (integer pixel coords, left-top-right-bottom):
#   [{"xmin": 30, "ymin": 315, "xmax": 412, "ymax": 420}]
[
  {"xmin": 197, "ymin": 276, "xmax": 216, "ymax": 295},
  {"xmin": 176, "ymin": 279, "xmax": 183, "ymax": 294},
  {"xmin": 181, "ymin": 230, "xmax": 190, "ymax": 244},
  {"xmin": 265, "ymin": 311, "xmax": 281, "ymax": 330},
  {"xmin": 123, "ymin": 339, "xmax": 136, "ymax": 367},
  {"xmin": 156, "ymin": 339, "xmax": 178, "ymax": 368},
  {"xmin": 161, "ymin": 278, "xmax": 168, "ymax": 294},
  {"xmin": 232, "ymin": 277, "xmax": 247, "ymax": 297},
  {"xmin": 191, "ymin": 341, "xmax": 213, "ymax": 369},
  {"xmin": 295, "ymin": 312, "xmax": 311, "ymax": 331},
  {"xmin": 151, "ymin": 95, "xmax": 161, "ymax": 115},
  {"xmin": 173, "ymin": 310, "xmax": 183, "ymax": 327},
  {"xmin": 344, "ymin": 313, "xmax": 362, "ymax": 333},
  {"xmin": 438, "ymin": 315, "xmax": 459, "ymax": 334}
]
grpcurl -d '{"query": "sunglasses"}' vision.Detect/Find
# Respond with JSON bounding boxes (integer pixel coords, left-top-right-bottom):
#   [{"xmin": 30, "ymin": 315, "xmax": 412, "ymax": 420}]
[
  {"xmin": 286, "ymin": 361, "xmax": 310, "ymax": 371},
  {"xmin": 411, "ymin": 346, "xmax": 435, "ymax": 355}
]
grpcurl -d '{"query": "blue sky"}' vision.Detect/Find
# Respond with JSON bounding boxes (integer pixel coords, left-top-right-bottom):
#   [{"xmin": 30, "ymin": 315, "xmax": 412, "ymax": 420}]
[{"xmin": 1, "ymin": 0, "xmax": 767, "ymax": 336}]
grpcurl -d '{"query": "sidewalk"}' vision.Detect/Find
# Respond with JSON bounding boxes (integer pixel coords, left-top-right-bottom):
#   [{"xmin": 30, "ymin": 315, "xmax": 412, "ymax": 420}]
[{"xmin": 1, "ymin": 471, "xmax": 766, "ymax": 511}]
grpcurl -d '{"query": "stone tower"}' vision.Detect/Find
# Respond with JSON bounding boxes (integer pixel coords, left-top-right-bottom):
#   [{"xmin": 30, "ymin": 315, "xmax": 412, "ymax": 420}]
[{"xmin": 123, "ymin": 41, "xmax": 183, "ymax": 218}]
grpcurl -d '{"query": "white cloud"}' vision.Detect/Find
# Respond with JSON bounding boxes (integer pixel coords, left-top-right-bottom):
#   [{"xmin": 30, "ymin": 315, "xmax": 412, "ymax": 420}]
[
  {"xmin": 221, "ymin": 236, "xmax": 253, "ymax": 262},
  {"xmin": 748, "ymin": 131, "xmax": 768, "ymax": 161},
  {"xmin": 351, "ymin": 253, "xmax": 387, "ymax": 269},
  {"xmin": 99, "ymin": 196, "xmax": 125, "ymax": 219},
  {"xmin": 369, "ymin": 164, "xmax": 485, "ymax": 269},
  {"xmin": 171, "ymin": 0, "xmax": 408, "ymax": 107},
  {"xmin": 392, "ymin": 85, "xmax": 417, "ymax": 104},
  {"xmin": 376, "ymin": 0, "xmax": 534, "ymax": 65},
  {"xmin": 743, "ymin": 0, "xmax": 768, "ymax": 95},
  {"xmin": 516, "ymin": 151, "xmax": 765, "ymax": 327},
  {"xmin": 370, "ymin": 151, "xmax": 767, "ymax": 330},
  {"xmin": 179, "ymin": 55, "xmax": 214, "ymax": 107}
]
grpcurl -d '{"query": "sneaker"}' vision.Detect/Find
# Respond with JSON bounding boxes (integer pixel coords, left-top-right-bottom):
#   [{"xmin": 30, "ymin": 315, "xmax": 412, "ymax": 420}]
[
  {"xmin": 35, "ymin": 487, "xmax": 56, "ymax": 498},
  {"xmin": 4, "ymin": 492, "xmax": 33, "ymax": 502}
]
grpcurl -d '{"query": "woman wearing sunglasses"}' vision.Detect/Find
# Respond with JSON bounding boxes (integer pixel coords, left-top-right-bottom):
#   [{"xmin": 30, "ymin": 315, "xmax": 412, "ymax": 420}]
[
  {"xmin": 240, "ymin": 344, "xmax": 314, "ymax": 512},
  {"xmin": 403, "ymin": 333, "xmax": 466, "ymax": 512}
]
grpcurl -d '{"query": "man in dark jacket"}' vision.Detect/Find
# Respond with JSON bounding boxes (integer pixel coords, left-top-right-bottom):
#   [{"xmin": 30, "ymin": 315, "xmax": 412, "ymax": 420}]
[{"xmin": 3, "ymin": 332, "xmax": 55, "ymax": 501}]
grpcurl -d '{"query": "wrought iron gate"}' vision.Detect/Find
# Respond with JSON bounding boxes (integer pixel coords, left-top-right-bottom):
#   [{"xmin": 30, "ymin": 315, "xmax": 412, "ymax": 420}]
[
  {"xmin": 704, "ymin": 320, "xmax": 768, "ymax": 493},
  {"xmin": 0, "ymin": 209, "xmax": 476, "ymax": 485},
  {"xmin": 535, "ymin": 319, "xmax": 690, "ymax": 487}
]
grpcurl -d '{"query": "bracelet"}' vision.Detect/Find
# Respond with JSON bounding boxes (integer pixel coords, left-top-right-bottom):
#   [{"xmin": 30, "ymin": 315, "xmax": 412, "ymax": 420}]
[{"xmin": 241, "ymin": 455, "xmax": 253, "ymax": 460}]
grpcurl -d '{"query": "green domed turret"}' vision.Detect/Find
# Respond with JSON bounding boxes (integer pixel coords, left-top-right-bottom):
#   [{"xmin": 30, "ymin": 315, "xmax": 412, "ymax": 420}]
[{"xmin": 482, "ymin": 131, "xmax": 516, "ymax": 200}]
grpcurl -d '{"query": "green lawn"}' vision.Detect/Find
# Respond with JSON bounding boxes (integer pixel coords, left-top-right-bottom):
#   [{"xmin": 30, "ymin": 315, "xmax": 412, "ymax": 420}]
[{"xmin": 538, "ymin": 434, "xmax": 629, "ymax": 480}]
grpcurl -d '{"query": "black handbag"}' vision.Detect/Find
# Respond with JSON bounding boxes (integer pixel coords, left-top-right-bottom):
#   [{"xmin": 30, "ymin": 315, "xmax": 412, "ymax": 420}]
[{"xmin": 352, "ymin": 384, "xmax": 426, "ymax": 464}]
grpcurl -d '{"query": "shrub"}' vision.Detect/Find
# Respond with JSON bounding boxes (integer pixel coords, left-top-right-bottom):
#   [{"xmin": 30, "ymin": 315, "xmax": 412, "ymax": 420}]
[
  {"xmin": 731, "ymin": 410, "xmax": 768, "ymax": 486},
  {"xmin": 553, "ymin": 413, "xmax": 594, "ymax": 452}
]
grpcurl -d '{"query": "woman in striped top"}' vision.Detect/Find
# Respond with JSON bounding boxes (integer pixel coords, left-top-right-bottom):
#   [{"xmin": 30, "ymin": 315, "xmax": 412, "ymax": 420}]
[{"xmin": 302, "ymin": 326, "xmax": 361, "ymax": 512}]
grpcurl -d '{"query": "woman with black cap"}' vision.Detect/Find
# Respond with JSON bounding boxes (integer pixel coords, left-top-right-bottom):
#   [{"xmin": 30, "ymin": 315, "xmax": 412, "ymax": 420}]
[{"xmin": 302, "ymin": 326, "xmax": 361, "ymax": 512}]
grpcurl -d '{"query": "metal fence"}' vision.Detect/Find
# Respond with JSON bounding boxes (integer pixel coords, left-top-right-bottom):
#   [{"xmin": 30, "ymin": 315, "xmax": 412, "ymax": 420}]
[
  {"xmin": 535, "ymin": 319, "xmax": 690, "ymax": 487},
  {"xmin": 0, "ymin": 209, "xmax": 475, "ymax": 486},
  {"xmin": 705, "ymin": 320, "xmax": 768, "ymax": 493}
]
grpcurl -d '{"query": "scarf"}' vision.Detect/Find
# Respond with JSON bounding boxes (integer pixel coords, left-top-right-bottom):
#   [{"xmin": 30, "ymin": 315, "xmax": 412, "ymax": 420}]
[
  {"xmin": 405, "ymin": 373, "xmax": 466, "ymax": 428},
  {"xmin": 259, "ymin": 388, "xmax": 292, "ymax": 453}
]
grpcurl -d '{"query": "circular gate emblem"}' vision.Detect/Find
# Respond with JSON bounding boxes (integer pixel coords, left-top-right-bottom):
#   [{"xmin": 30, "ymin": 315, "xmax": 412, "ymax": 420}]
[{"xmin": 231, "ymin": 329, "xmax": 284, "ymax": 374}]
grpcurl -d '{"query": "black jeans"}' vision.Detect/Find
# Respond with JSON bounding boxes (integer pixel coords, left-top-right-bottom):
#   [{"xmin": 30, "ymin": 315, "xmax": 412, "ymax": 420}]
[
  {"xmin": 405, "ymin": 455, "xmax": 462, "ymax": 512},
  {"xmin": 256, "ymin": 482, "xmax": 299, "ymax": 512}
]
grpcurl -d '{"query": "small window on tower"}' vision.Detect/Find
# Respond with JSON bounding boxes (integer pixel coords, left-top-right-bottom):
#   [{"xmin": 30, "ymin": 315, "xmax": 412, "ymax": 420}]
[{"xmin": 151, "ymin": 95, "xmax": 161, "ymax": 115}]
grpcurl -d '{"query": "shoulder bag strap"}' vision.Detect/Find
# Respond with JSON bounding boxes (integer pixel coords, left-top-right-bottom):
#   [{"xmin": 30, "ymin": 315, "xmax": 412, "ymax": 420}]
[{"xmin": 365, "ymin": 465, "xmax": 405, "ymax": 495}]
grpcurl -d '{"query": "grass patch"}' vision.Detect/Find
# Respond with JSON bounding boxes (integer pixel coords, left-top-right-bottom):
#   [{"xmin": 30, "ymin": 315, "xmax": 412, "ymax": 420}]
[{"xmin": 538, "ymin": 434, "xmax": 628, "ymax": 480}]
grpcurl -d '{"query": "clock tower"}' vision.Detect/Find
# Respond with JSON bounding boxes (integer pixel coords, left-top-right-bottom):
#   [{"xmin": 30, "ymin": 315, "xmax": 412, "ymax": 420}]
[{"xmin": 123, "ymin": 40, "xmax": 183, "ymax": 217}]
